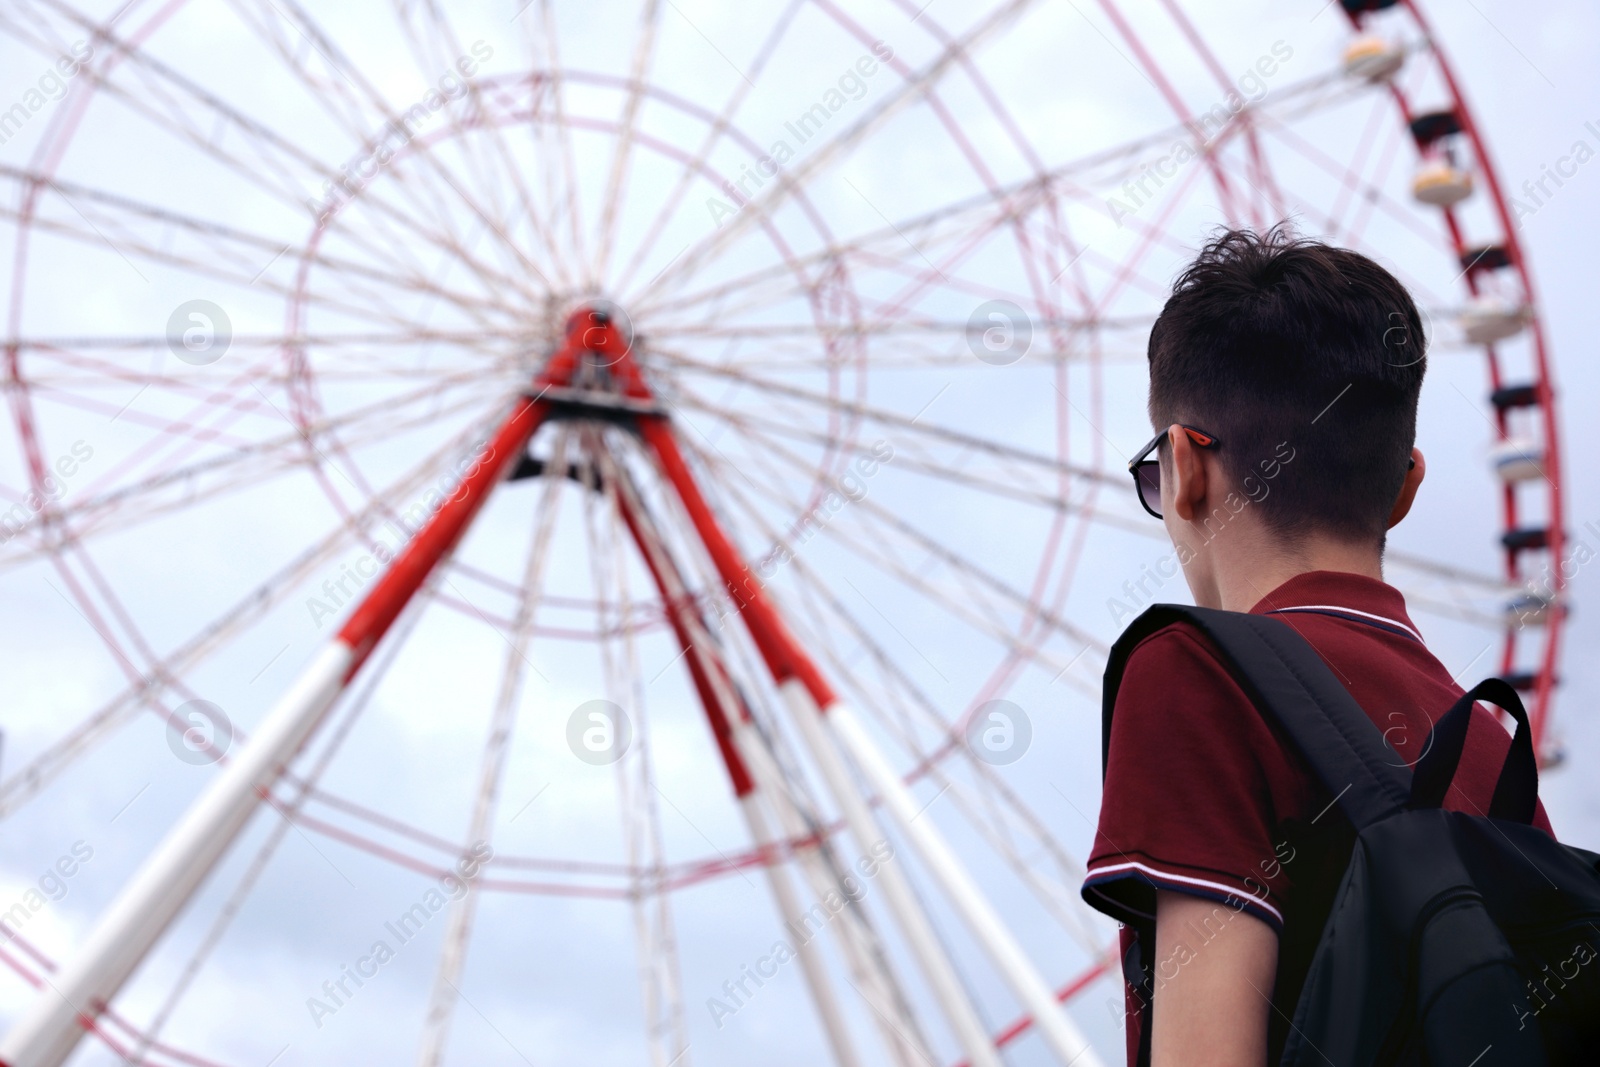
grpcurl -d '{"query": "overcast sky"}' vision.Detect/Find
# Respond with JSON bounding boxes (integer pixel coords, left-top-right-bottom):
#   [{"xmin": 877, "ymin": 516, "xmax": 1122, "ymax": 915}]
[{"xmin": 0, "ymin": 1, "xmax": 1596, "ymax": 1065}]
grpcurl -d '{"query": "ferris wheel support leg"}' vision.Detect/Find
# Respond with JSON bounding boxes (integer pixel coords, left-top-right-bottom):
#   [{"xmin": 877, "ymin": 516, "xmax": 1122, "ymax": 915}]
[
  {"xmin": 733, "ymin": 793, "xmax": 864, "ymax": 1067},
  {"xmin": 611, "ymin": 468, "xmax": 865, "ymax": 1067},
  {"xmin": 777, "ymin": 680, "xmax": 1004, "ymax": 1067},
  {"xmin": 640, "ymin": 419, "xmax": 1002, "ymax": 1067},
  {"xmin": 0, "ymin": 396, "xmax": 549, "ymax": 1067},
  {"xmin": 0, "ymin": 642, "xmax": 350, "ymax": 1067},
  {"xmin": 730, "ymin": 720, "xmax": 935, "ymax": 1067},
  {"xmin": 822, "ymin": 699, "xmax": 1105, "ymax": 1067}
]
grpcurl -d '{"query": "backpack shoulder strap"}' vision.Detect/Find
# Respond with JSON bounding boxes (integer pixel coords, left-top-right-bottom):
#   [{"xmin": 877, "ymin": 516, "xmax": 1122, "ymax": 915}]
[{"xmin": 1103, "ymin": 604, "xmax": 1412, "ymax": 831}]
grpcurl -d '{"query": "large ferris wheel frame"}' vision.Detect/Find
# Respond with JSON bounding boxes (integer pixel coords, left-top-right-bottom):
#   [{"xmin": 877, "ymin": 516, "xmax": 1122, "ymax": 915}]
[
  {"xmin": 0, "ymin": 306, "xmax": 1106, "ymax": 1067},
  {"xmin": 0, "ymin": 0, "xmax": 1571, "ymax": 1063}
]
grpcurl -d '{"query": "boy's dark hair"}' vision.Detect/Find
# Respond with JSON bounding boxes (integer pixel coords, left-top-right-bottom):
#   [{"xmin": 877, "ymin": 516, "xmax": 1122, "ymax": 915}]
[{"xmin": 1148, "ymin": 224, "xmax": 1426, "ymax": 544}]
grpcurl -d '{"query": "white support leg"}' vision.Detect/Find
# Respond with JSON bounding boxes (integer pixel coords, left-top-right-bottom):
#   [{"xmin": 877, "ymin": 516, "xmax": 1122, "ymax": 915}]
[
  {"xmin": 735, "ymin": 794, "xmax": 863, "ymax": 1067},
  {"xmin": 780, "ymin": 680, "xmax": 1003, "ymax": 1067},
  {"xmin": 611, "ymin": 464, "xmax": 866, "ymax": 1067},
  {"xmin": 827, "ymin": 701, "xmax": 1104, "ymax": 1067},
  {"xmin": 0, "ymin": 642, "xmax": 355, "ymax": 1067},
  {"xmin": 733, "ymin": 722, "xmax": 933, "ymax": 1067}
]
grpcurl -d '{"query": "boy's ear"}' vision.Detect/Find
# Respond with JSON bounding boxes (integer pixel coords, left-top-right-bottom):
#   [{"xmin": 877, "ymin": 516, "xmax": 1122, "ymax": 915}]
[
  {"xmin": 1168, "ymin": 423, "xmax": 1209, "ymax": 522},
  {"xmin": 1386, "ymin": 447, "xmax": 1425, "ymax": 529}
]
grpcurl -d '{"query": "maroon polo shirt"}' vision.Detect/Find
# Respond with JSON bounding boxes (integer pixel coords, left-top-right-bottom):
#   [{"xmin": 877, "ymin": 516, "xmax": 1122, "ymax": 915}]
[{"xmin": 1081, "ymin": 570, "xmax": 1554, "ymax": 1065}]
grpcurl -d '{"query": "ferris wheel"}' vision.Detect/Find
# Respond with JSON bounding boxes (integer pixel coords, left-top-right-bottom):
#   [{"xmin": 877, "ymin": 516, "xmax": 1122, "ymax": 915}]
[{"xmin": 0, "ymin": 0, "xmax": 1567, "ymax": 1065}]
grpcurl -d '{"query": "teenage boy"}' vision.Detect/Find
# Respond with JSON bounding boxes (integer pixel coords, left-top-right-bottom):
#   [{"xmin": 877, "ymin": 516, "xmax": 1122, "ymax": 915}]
[{"xmin": 1081, "ymin": 227, "xmax": 1555, "ymax": 1067}]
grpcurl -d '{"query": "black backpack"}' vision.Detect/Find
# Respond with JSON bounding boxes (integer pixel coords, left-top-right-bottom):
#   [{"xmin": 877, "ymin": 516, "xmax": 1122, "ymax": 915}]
[{"xmin": 1103, "ymin": 605, "xmax": 1600, "ymax": 1066}]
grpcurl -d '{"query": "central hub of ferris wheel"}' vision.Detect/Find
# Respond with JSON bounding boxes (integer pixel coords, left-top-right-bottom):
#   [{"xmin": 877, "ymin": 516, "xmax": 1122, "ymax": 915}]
[{"xmin": 527, "ymin": 302, "xmax": 662, "ymax": 423}]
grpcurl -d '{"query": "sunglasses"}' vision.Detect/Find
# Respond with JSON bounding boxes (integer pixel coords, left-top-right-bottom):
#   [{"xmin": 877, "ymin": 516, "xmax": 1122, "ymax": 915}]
[{"xmin": 1128, "ymin": 425, "xmax": 1219, "ymax": 519}]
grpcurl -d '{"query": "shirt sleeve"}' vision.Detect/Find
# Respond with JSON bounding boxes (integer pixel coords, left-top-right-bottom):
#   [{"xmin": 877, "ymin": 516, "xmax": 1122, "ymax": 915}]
[{"xmin": 1081, "ymin": 625, "xmax": 1294, "ymax": 932}]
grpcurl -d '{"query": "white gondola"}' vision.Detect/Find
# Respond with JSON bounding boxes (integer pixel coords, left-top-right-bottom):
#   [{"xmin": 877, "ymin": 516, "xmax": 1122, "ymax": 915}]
[
  {"xmin": 1490, "ymin": 437, "xmax": 1545, "ymax": 482},
  {"xmin": 1504, "ymin": 592, "xmax": 1559, "ymax": 628},
  {"xmin": 1412, "ymin": 159, "xmax": 1473, "ymax": 206},
  {"xmin": 1343, "ymin": 35, "xmax": 1406, "ymax": 82},
  {"xmin": 1460, "ymin": 296, "xmax": 1527, "ymax": 344}
]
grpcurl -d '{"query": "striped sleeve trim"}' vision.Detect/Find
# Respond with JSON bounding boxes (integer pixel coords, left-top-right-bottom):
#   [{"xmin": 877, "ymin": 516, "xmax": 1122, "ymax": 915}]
[{"xmin": 1083, "ymin": 859, "xmax": 1284, "ymax": 930}]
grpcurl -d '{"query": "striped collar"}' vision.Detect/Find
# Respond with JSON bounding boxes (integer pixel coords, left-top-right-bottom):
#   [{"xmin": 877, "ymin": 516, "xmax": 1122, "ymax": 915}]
[
  {"xmin": 1249, "ymin": 570, "xmax": 1425, "ymax": 644},
  {"xmin": 1263, "ymin": 604, "xmax": 1424, "ymax": 643}
]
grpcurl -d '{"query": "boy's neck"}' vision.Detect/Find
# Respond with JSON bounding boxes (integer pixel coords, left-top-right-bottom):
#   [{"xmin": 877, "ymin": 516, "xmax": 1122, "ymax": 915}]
[{"xmin": 1203, "ymin": 531, "xmax": 1384, "ymax": 613}]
